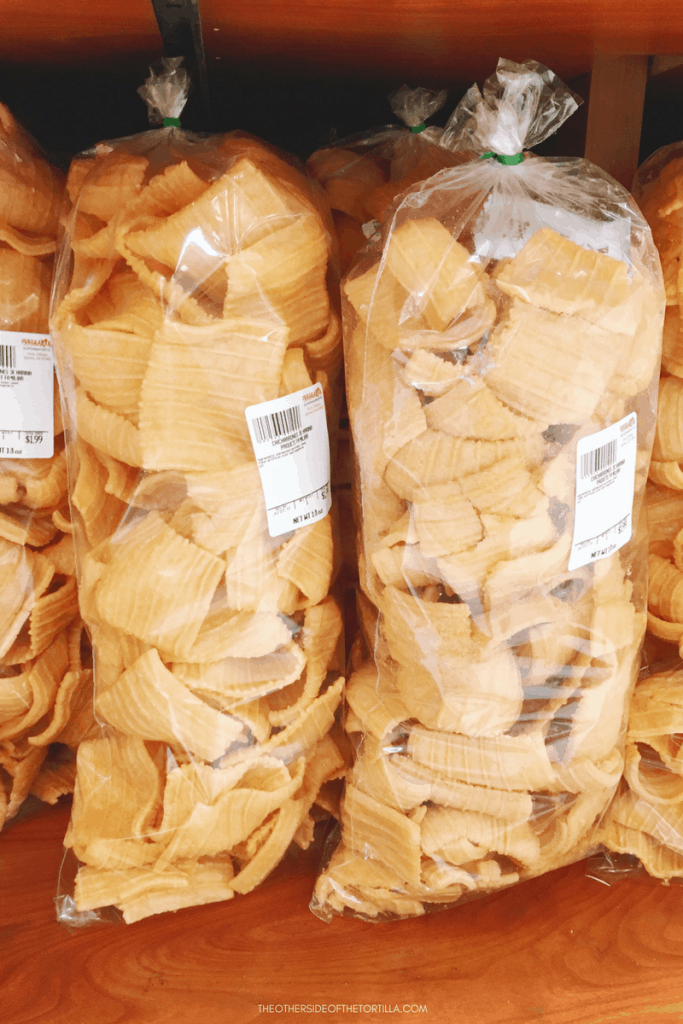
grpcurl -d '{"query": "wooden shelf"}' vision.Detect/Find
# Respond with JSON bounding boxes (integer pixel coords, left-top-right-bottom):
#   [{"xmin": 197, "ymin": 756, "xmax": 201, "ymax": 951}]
[
  {"xmin": 200, "ymin": 0, "xmax": 683, "ymax": 82},
  {"xmin": 2, "ymin": 0, "xmax": 161, "ymax": 66},
  {"xmin": 3, "ymin": 0, "xmax": 683, "ymax": 82},
  {"xmin": 4, "ymin": 801, "xmax": 683, "ymax": 1023}
]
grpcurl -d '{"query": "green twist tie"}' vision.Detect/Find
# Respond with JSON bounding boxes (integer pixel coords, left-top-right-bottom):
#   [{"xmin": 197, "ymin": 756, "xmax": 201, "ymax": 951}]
[
  {"xmin": 163, "ymin": 116, "xmax": 181, "ymax": 128},
  {"xmin": 480, "ymin": 151, "xmax": 523, "ymax": 165},
  {"xmin": 411, "ymin": 122, "xmax": 427, "ymax": 134}
]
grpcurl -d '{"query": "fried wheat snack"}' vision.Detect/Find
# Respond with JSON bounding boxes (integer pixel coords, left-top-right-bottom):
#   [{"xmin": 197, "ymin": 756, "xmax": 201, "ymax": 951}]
[
  {"xmin": 52, "ymin": 62, "xmax": 346, "ymax": 924},
  {"xmin": 307, "ymin": 86, "xmax": 471, "ymax": 274},
  {"xmin": 0, "ymin": 104, "xmax": 89, "ymax": 831},
  {"xmin": 598, "ymin": 660, "xmax": 683, "ymax": 880},
  {"xmin": 625, "ymin": 147, "xmax": 683, "ymax": 655},
  {"xmin": 312, "ymin": 60, "xmax": 664, "ymax": 922}
]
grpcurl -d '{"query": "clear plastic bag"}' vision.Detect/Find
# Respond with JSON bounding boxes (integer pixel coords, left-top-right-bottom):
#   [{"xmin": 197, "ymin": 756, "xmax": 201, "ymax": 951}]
[
  {"xmin": 311, "ymin": 59, "xmax": 665, "ymax": 922},
  {"xmin": 588, "ymin": 144, "xmax": 683, "ymax": 886},
  {"xmin": 51, "ymin": 60, "xmax": 347, "ymax": 924},
  {"xmin": 593, "ymin": 652, "xmax": 683, "ymax": 882},
  {"xmin": 633, "ymin": 142, "xmax": 683, "ymax": 494},
  {"xmin": 644, "ymin": 482, "xmax": 683, "ymax": 649},
  {"xmin": 628, "ymin": 145, "xmax": 683, "ymax": 654},
  {"xmin": 0, "ymin": 103, "xmax": 88, "ymax": 831},
  {"xmin": 307, "ymin": 85, "xmax": 470, "ymax": 274}
]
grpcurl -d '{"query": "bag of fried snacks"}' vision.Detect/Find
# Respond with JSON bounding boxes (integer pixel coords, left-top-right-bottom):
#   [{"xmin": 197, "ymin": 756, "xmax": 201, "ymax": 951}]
[
  {"xmin": 624, "ymin": 147, "xmax": 683, "ymax": 652},
  {"xmin": 51, "ymin": 59, "xmax": 346, "ymax": 925},
  {"xmin": 0, "ymin": 103, "xmax": 92, "ymax": 831},
  {"xmin": 642, "ymin": 483, "xmax": 683, "ymax": 650},
  {"xmin": 311, "ymin": 58, "xmax": 665, "ymax": 922},
  {"xmin": 591, "ymin": 653, "xmax": 683, "ymax": 882},
  {"xmin": 633, "ymin": 142, "xmax": 683, "ymax": 403},
  {"xmin": 307, "ymin": 86, "xmax": 470, "ymax": 274}
]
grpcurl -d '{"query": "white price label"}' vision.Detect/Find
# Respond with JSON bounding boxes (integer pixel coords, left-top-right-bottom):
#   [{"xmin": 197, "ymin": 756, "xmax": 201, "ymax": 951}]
[
  {"xmin": 568, "ymin": 413, "xmax": 637, "ymax": 571},
  {"xmin": 246, "ymin": 383, "xmax": 331, "ymax": 538},
  {"xmin": 0, "ymin": 331, "xmax": 54, "ymax": 459}
]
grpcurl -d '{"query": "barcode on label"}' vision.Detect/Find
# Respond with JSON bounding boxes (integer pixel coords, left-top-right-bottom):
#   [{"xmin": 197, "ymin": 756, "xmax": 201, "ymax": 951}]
[
  {"xmin": 252, "ymin": 403, "xmax": 302, "ymax": 444},
  {"xmin": 580, "ymin": 439, "xmax": 617, "ymax": 479},
  {"xmin": 0, "ymin": 344, "xmax": 16, "ymax": 370}
]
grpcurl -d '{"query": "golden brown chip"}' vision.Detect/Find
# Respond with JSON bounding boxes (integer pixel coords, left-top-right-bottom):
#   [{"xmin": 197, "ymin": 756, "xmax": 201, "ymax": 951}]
[
  {"xmin": 385, "ymin": 431, "xmax": 519, "ymax": 500},
  {"xmin": 41, "ymin": 534, "xmax": 76, "ymax": 577},
  {"xmin": 0, "ymin": 541, "xmax": 55, "ymax": 661},
  {"xmin": 1, "ymin": 741, "xmax": 48, "ymax": 821},
  {"xmin": 385, "ymin": 217, "xmax": 485, "ymax": 330},
  {"xmin": 653, "ymin": 376, "xmax": 683, "ymax": 462},
  {"xmin": 0, "ymin": 632, "xmax": 69, "ymax": 740},
  {"xmin": 96, "ymin": 649, "xmax": 246, "ymax": 762},
  {"xmin": 28, "ymin": 669, "xmax": 88, "ymax": 747},
  {"xmin": 139, "ymin": 318, "xmax": 288, "ymax": 472},
  {"xmin": 93, "ymin": 512, "xmax": 225, "ymax": 660},
  {"xmin": 411, "ymin": 482, "xmax": 483, "ymax": 558},
  {"xmin": 174, "ymin": 640, "xmax": 306, "ymax": 706},
  {"xmin": 75, "ymin": 858, "xmax": 237, "ymax": 923},
  {"xmin": 484, "ymin": 299, "xmax": 625, "ymax": 424},
  {"xmin": 493, "ymin": 227, "xmax": 631, "ymax": 316},
  {"xmin": 156, "ymin": 757, "xmax": 304, "ymax": 865},
  {"xmin": 407, "ymin": 723, "xmax": 556, "ymax": 792},
  {"xmin": 344, "ymin": 662, "xmax": 411, "ymax": 741},
  {"xmin": 77, "ymin": 389, "xmax": 143, "ymax": 467},
  {"xmin": 0, "ymin": 101, "xmax": 64, "ymax": 236},
  {"xmin": 187, "ymin": 601, "xmax": 293, "ymax": 663},
  {"xmin": 261, "ymin": 676, "xmax": 344, "ymax": 763},
  {"xmin": 393, "ymin": 302, "xmax": 496, "ymax": 354},
  {"xmin": 226, "ymin": 216, "xmax": 329, "ymax": 344},
  {"xmin": 276, "ymin": 515, "xmax": 334, "ymax": 607},
  {"xmin": 424, "ymin": 378, "xmax": 536, "ymax": 441},
  {"xmin": 649, "ymin": 552, "xmax": 683, "ymax": 625},
  {"xmin": 72, "ymin": 441, "xmax": 128, "ymax": 547},
  {"xmin": 0, "ymin": 247, "xmax": 52, "ymax": 333},
  {"xmin": 421, "ymin": 805, "xmax": 541, "ymax": 868},
  {"xmin": 230, "ymin": 798, "xmax": 305, "ymax": 895},
  {"xmin": 64, "ymin": 317, "xmax": 154, "ymax": 424},
  {"xmin": 307, "ymin": 146, "xmax": 385, "ymax": 220},
  {"xmin": 1, "ymin": 576, "xmax": 78, "ymax": 666},
  {"xmin": 341, "ymin": 784, "xmax": 422, "ymax": 889}
]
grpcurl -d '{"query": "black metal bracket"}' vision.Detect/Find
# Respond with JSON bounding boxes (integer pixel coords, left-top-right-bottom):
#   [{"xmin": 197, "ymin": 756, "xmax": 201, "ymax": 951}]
[{"xmin": 150, "ymin": 0, "xmax": 211, "ymax": 127}]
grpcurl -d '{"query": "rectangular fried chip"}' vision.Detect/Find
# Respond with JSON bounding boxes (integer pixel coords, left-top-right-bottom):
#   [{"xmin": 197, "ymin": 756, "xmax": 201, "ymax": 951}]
[
  {"xmin": 96, "ymin": 649, "xmax": 246, "ymax": 763},
  {"xmin": 140, "ymin": 318, "xmax": 288, "ymax": 471},
  {"xmin": 94, "ymin": 511, "xmax": 226, "ymax": 659}
]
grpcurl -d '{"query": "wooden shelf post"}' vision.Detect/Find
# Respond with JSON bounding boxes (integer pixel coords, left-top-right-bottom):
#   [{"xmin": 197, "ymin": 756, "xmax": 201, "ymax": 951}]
[{"xmin": 584, "ymin": 54, "xmax": 649, "ymax": 188}]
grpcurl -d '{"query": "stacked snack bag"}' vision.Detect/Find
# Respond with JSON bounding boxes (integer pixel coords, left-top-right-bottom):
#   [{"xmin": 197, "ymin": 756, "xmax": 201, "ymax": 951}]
[
  {"xmin": 52, "ymin": 60, "xmax": 346, "ymax": 924},
  {"xmin": 309, "ymin": 87, "xmax": 473, "ymax": 603},
  {"xmin": 312, "ymin": 59, "xmax": 665, "ymax": 921},
  {"xmin": 631, "ymin": 147, "xmax": 683, "ymax": 646},
  {"xmin": 308, "ymin": 86, "xmax": 470, "ymax": 274},
  {"xmin": 0, "ymin": 104, "xmax": 90, "ymax": 830},
  {"xmin": 599, "ymin": 656, "xmax": 683, "ymax": 878},
  {"xmin": 596, "ymin": 143, "xmax": 683, "ymax": 879}
]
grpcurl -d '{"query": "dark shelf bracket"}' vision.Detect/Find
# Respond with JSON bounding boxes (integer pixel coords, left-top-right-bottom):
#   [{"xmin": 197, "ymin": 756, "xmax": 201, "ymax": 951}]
[{"xmin": 150, "ymin": 0, "xmax": 211, "ymax": 126}]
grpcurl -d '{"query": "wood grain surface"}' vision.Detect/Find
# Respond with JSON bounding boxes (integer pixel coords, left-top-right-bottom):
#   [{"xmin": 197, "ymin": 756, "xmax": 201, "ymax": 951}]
[
  {"xmin": 201, "ymin": 0, "xmax": 683, "ymax": 83},
  {"xmin": 1, "ymin": 0, "xmax": 162, "ymax": 66},
  {"xmin": 3, "ymin": 801, "xmax": 683, "ymax": 1024},
  {"xmin": 3, "ymin": 0, "xmax": 683, "ymax": 82}
]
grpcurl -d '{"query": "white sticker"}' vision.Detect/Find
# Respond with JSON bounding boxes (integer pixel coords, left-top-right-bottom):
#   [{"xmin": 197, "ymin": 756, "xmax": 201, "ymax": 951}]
[
  {"xmin": 246, "ymin": 383, "xmax": 331, "ymax": 538},
  {"xmin": 362, "ymin": 218, "xmax": 381, "ymax": 240},
  {"xmin": 0, "ymin": 331, "xmax": 54, "ymax": 459},
  {"xmin": 568, "ymin": 413, "xmax": 637, "ymax": 571}
]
